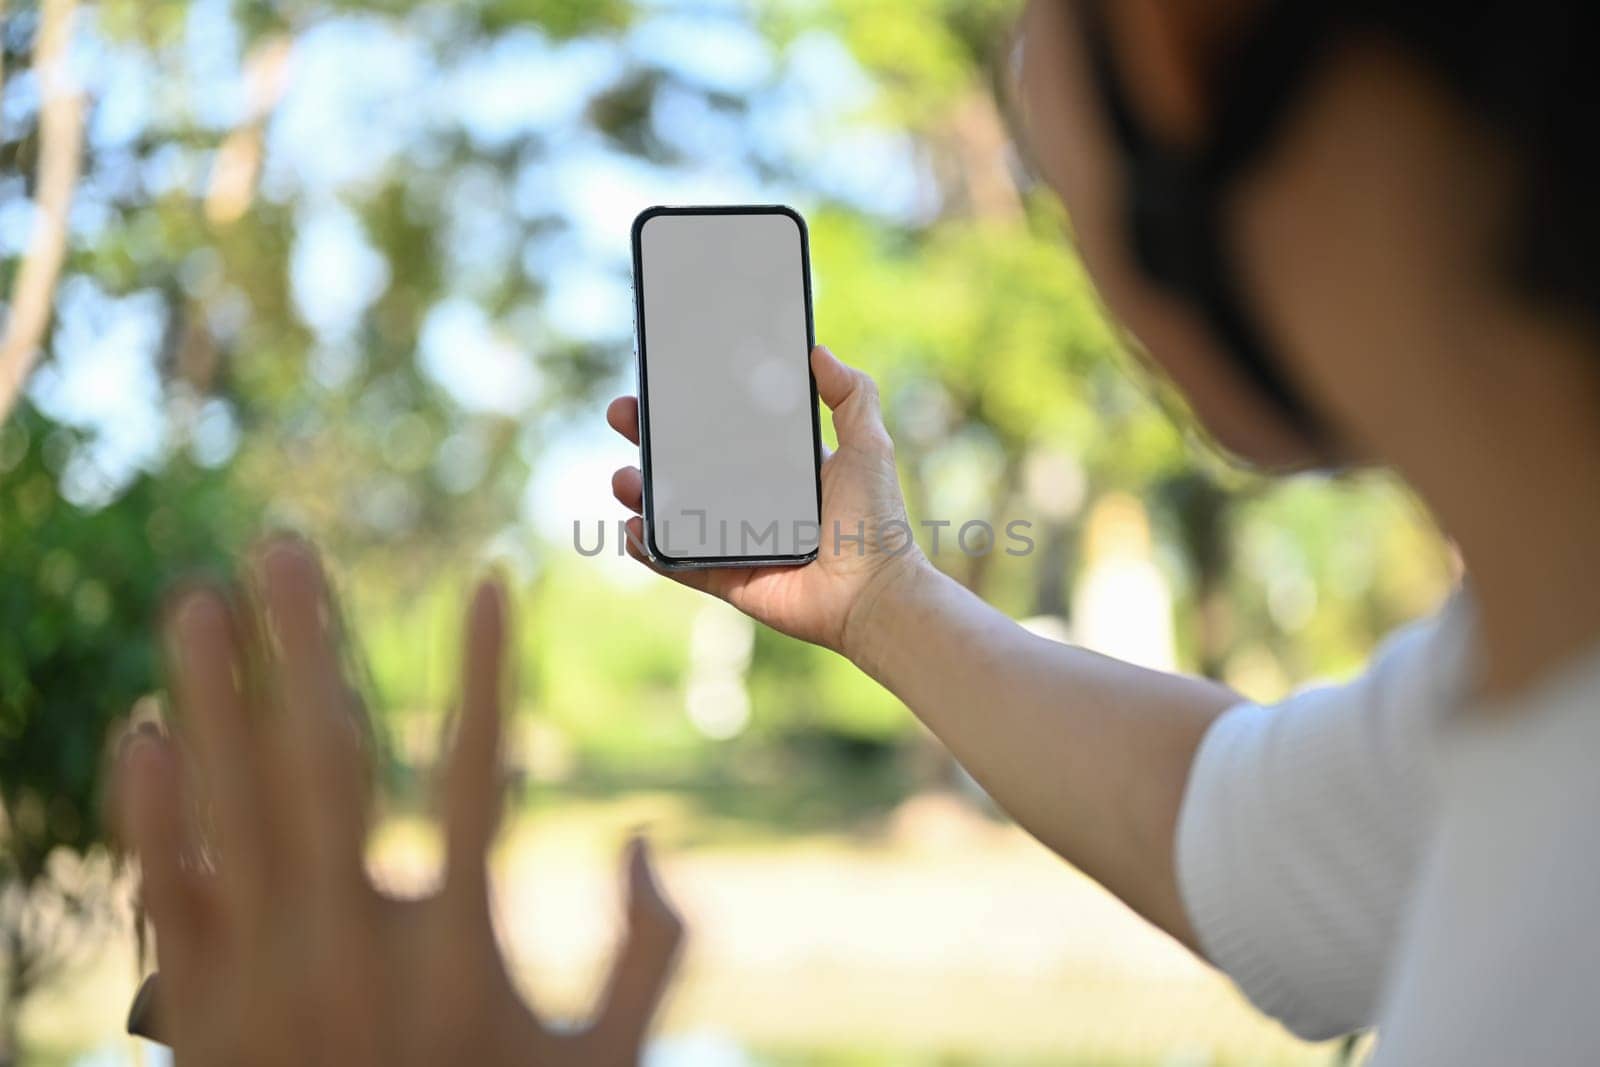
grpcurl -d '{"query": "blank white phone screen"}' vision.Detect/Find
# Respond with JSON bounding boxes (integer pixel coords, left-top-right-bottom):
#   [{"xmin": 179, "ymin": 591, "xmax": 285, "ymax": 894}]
[{"xmin": 637, "ymin": 211, "xmax": 820, "ymax": 562}]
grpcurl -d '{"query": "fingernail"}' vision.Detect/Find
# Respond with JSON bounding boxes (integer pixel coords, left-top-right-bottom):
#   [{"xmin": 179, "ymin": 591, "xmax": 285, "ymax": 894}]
[
  {"xmin": 117, "ymin": 719, "xmax": 162, "ymax": 758},
  {"xmin": 158, "ymin": 578, "xmax": 210, "ymax": 632},
  {"xmin": 484, "ymin": 565, "xmax": 510, "ymax": 596},
  {"xmin": 127, "ymin": 735, "xmax": 169, "ymax": 776},
  {"xmin": 117, "ymin": 733, "xmax": 153, "ymax": 771},
  {"xmin": 248, "ymin": 532, "xmax": 320, "ymax": 587},
  {"xmin": 126, "ymin": 973, "xmax": 161, "ymax": 1040},
  {"xmin": 116, "ymin": 738, "xmax": 168, "ymax": 831},
  {"xmin": 474, "ymin": 572, "xmax": 509, "ymax": 619},
  {"xmin": 252, "ymin": 531, "xmax": 300, "ymax": 563},
  {"xmin": 627, "ymin": 834, "xmax": 661, "ymax": 890},
  {"xmin": 172, "ymin": 586, "xmax": 227, "ymax": 634}
]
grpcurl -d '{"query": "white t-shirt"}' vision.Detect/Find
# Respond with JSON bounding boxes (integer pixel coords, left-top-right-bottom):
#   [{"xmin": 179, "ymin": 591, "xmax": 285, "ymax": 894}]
[{"xmin": 1177, "ymin": 597, "xmax": 1600, "ymax": 1063}]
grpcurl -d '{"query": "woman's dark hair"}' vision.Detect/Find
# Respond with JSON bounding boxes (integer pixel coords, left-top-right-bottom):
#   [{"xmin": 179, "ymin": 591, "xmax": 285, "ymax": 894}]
[
  {"xmin": 1062, "ymin": 0, "xmax": 1600, "ymax": 441},
  {"xmin": 1367, "ymin": 1, "xmax": 1600, "ymax": 321}
]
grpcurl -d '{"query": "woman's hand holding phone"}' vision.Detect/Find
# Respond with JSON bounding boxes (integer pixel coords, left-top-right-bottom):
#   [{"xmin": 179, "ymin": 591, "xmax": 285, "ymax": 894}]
[
  {"xmin": 118, "ymin": 539, "xmax": 683, "ymax": 1066},
  {"xmin": 608, "ymin": 345, "xmax": 928, "ymax": 658}
]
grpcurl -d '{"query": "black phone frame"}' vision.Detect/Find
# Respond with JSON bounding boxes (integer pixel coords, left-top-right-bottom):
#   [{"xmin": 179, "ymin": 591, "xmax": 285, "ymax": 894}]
[{"xmin": 630, "ymin": 204, "xmax": 825, "ymax": 570}]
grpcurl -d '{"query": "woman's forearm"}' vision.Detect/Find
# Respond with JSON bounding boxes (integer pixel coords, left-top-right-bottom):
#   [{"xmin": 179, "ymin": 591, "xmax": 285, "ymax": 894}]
[{"xmin": 843, "ymin": 559, "xmax": 1239, "ymax": 953}]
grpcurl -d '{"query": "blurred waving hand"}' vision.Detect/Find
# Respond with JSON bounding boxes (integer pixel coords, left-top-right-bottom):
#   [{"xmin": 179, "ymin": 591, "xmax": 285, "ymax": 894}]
[{"xmin": 118, "ymin": 539, "xmax": 683, "ymax": 1066}]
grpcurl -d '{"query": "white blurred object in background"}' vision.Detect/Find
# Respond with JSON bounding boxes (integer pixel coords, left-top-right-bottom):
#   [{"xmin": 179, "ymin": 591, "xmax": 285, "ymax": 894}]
[
  {"xmin": 1072, "ymin": 493, "xmax": 1177, "ymax": 672},
  {"xmin": 685, "ymin": 601, "xmax": 756, "ymax": 739}
]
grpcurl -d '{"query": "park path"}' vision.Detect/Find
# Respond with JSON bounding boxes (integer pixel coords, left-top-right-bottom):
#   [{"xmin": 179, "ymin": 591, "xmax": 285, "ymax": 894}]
[
  {"xmin": 41, "ymin": 794, "xmax": 1324, "ymax": 1065},
  {"xmin": 484, "ymin": 794, "xmax": 1321, "ymax": 1064}
]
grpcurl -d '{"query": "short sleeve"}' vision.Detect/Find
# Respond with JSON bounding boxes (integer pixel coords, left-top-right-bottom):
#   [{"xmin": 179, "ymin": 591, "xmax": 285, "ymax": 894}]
[{"xmin": 1175, "ymin": 611, "xmax": 1462, "ymax": 1040}]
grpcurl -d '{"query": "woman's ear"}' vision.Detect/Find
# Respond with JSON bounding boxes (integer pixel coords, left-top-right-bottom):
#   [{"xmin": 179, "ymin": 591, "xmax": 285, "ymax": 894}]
[{"xmin": 1112, "ymin": 0, "xmax": 1260, "ymax": 146}]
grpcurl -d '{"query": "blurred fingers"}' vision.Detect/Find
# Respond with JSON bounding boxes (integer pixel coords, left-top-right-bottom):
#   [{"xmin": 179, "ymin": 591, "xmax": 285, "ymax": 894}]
[
  {"xmin": 250, "ymin": 541, "xmax": 390, "ymax": 1062},
  {"xmin": 250, "ymin": 539, "xmax": 370, "ymax": 898},
  {"xmin": 593, "ymin": 837, "xmax": 684, "ymax": 1049},
  {"xmin": 164, "ymin": 586, "xmax": 270, "ymax": 910},
  {"xmin": 120, "ymin": 736, "xmax": 211, "ymax": 967},
  {"xmin": 606, "ymin": 396, "xmax": 641, "ymax": 446},
  {"xmin": 444, "ymin": 577, "xmax": 509, "ymax": 902},
  {"xmin": 611, "ymin": 466, "xmax": 643, "ymax": 514}
]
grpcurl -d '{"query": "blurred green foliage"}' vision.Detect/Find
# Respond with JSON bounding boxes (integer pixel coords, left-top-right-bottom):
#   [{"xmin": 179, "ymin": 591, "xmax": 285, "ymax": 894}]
[
  {"xmin": 0, "ymin": 405, "xmax": 242, "ymax": 880},
  {"xmin": 0, "ymin": 405, "xmax": 245, "ymax": 1044}
]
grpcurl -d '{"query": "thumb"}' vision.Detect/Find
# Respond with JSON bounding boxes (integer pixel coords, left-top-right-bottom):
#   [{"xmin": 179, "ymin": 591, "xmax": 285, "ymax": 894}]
[
  {"xmin": 592, "ymin": 837, "xmax": 684, "ymax": 1051},
  {"xmin": 811, "ymin": 345, "xmax": 890, "ymax": 451}
]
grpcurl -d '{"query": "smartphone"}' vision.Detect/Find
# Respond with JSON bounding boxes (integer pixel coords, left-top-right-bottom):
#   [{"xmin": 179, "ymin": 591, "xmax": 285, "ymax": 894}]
[{"xmin": 630, "ymin": 205, "xmax": 824, "ymax": 569}]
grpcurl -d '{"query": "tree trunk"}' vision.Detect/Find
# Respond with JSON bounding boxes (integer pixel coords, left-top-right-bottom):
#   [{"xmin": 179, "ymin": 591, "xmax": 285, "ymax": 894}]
[
  {"xmin": 0, "ymin": 928, "xmax": 28, "ymax": 1067},
  {"xmin": 1162, "ymin": 473, "xmax": 1237, "ymax": 680}
]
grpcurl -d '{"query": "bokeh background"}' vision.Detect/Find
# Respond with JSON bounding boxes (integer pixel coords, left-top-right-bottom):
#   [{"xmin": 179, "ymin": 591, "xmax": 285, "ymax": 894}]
[{"xmin": 0, "ymin": 0, "xmax": 1452, "ymax": 1063}]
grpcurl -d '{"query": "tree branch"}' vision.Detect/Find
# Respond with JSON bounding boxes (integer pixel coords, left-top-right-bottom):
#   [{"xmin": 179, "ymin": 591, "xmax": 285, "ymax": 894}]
[
  {"xmin": 0, "ymin": 0, "xmax": 9, "ymax": 99},
  {"xmin": 204, "ymin": 32, "xmax": 293, "ymax": 227},
  {"xmin": 0, "ymin": 0, "xmax": 85, "ymax": 423}
]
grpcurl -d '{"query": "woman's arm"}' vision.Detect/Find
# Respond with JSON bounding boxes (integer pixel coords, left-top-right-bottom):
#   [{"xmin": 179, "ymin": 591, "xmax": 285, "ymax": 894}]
[{"xmin": 844, "ymin": 556, "xmax": 1237, "ymax": 952}]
